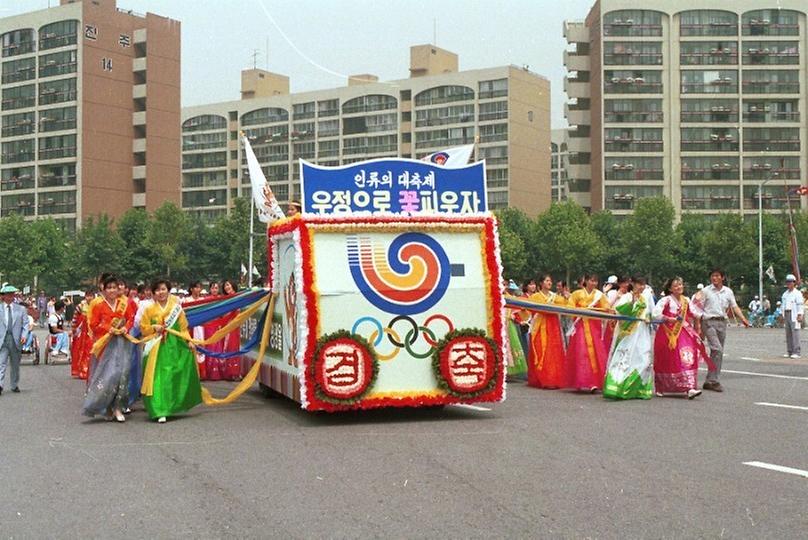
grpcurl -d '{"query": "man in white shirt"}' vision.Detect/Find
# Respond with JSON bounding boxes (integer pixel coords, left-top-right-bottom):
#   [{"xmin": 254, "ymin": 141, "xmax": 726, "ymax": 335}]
[
  {"xmin": 780, "ymin": 274, "xmax": 804, "ymax": 359},
  {"xmin": 696, "ymin": 268, "xmax": 750, "ymax": 392},
  {"xmin": 748, "ymin": 296, "xmax": 761, "ymax": 314}
]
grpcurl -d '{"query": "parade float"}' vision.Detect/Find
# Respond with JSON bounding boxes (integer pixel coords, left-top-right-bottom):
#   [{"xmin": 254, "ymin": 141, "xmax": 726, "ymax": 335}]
[{"xmin": 243, "ymin": 157, "xmax": 507, "ymax": 411}]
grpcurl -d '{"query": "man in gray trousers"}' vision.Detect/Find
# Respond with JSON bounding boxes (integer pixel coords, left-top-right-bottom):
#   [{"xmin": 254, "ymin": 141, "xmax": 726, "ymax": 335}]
[
  {"xmin": 780, "ymin": 274, "xmax": 804, "ymax": 359},
  {"xmin": 0, "ymin": 284, "xmax": 27, "ymax": 395}
]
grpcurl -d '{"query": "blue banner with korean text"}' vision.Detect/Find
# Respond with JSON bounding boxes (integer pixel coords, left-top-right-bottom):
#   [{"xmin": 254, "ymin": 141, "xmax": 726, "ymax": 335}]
[{"xmin": 300, "ymin": 158, "xmax": 487, "ymax": 215}]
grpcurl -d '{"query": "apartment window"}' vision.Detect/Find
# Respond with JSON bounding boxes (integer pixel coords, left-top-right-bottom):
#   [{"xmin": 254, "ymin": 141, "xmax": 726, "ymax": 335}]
[
  {"xmin": 38, "ymin": 189, "xmax": 76, "ymax": 215},
  {"xmin": 681, "ymin": 157, "xmax": 739, "ymax": 180},
  {"xmin": 317, "ymin": 99, "xmax": 339, "ymax": 117},
  {"xmin": 744, "ymin": 157, "xmax": 800, "ymax": 180},
  {"xmin": 240, "ymin": 107, "xmax": 288, "ymax": 127},
  {"xmin": 400, "ymin": 90, "xmax": 412, "ymax": 101},
  {"xmin": 486, "ymin": 168, "xmax": 509, "ymax": 189},
  {"xmin": 318, "ymin": 119, "xmax": 339, "ymax": 137},
  {"xmin": 38, "ymin": 49, "xmax": 77, "ymax": 78},
  {"xmin": 292, "ymin": 102, "xmax": 315, "ymax": 119},
  {"xmin": 680, "ymin": 99, "xmax": 738, "ymax": 123},
  {"xmin": 415, "ymin": 105, "xmax": 473, "ymax": 127},
  {"xmin": 478, "ymin": 123, "xmax": 508, "ymax": 143},
  {"xmin": 414, "ymin": 86, "xmax": 474, "ymax": 107},
  {"xmin": 182, "ymin": 170, "xmax": 227, "ymax": 188},
  {"xmin": 1, "ymin": 139, "xmax": 35, "ymax": 163},
  {"xmin": 604, "ymin": 157, "xmax": 663, "ymax": 180},
  {"xmin": 743, "ymin": 128, "xmax": 799, "ymax": 152},
  {"xmin": 603, "ymin": 42, "xmax": 662, "ymax": 66},
  {"xmin": 1, "ymin": 166, "xmax": 35, "ymax": 191},
  {"xmin": 187, "ymin": 209, "xmax": 227, "ymax": 222},
  {"xmin": 743, "ymin": 185, "xmax": 795, "ymax": 210},
  {"xmin": 244, "ymin": 143, "xmax": 288, "ymax": 163},
  {"xmin": 1, "ymin": 111, "xmax": 35, "ymax": 137},
  {"xmin": 680, "ymin": 70, "xmax": 738, "ymax": 94},
  {"xmin": 604, "ymin": 70, "xmax": 662, "ymax": 94},
  {"xmin": 567, "ymin": 179, "xmax": 591, "ymax": 193},
  {"xmin": 1, "ymin": 29, "xmax": 36, "ymax": 58},
  {"xmin": 478, "ymin": 101, "xmax": 508, "ymax": 122},
  {"xmin": 1, "ymin": 57, "xmax": 36, "ymax": 84},
  {"xmin": 183, "ymin": 114, "xmax": 227, "ymax": 132},
  {"xmin": 38, "ymin": 20, "xmax": 78, "ymax": 50},
  {"xmin": 38, "ymin": 134, "xmax": 76, "ymax": 160},
  {"xmin": 182, "ymin": 189, "xmax": 227, "ymax": 208},
  {"xmin": 478, "ymin": 145, "xmax": 508, "ymax": 165},
  {"xmin": 743, "ymin": 10, "xmax": 800, "ymax": 36},
  {"xmin": 182, "ymin": 151, "xmax": 227, "ymax": 169},
  {"xmin": 414, "ymin": 127, "xmax": 474, "ymax": 149},
  {"xmin": 603, "ymin": 10, "xmax": 663, "ymax": 37},
  {"xmin": 680, "ymin": 127, "xmax": 738, "ymax": 152},
  {"xmin": 2, "ymin": 84, "xmax": 35, "ymax": 110},
  {"xmin": 343, "ymin": 134, "xmax": 397, "ymax": 155},
  {"xmin": 318, "ymin": 139, "xmax": 339, "ymax": 158},
  {"xmin": 38, "ymin": 162, "xmax": 76, "ymax": 188},
  {"xmin": 679, "ymin": 10, "xmax": 738, "ymax": 36},
  {"xmin": 342, "ymin": 94, "xmax": 397, "ymax": 114},
  {"xmin": 39, "ymin": 77, "xmax": 76, "ymax": 105},
  {"xmin": 742, "ymin": 100, "xmax": 799, "ymax": 123},
  {"xmin": 605, "ymin": 186, "xmax": 664, "ymax": 210},
  {"xmin": 291, "ymin": 121, "xmax": 315, "ymax": 139},
  {"xmin": 742, "ymin": 41, "xmax": 799, "ymax": 65},
  {"xmin": 681, "ymin": 186, "xmax": 739, "ymax": 211},
  {"xmin": 244, "ymin": 125, "xmax": 288, "ymax": 144},
  {"xmin": 604, "ymin": 128, "xmax": 663, "ymax": 153},
  {"xmin": 680, "ymin": 41, "xmax": 737, "ymax": 65},
  {"xmin": 293, "ymin": 141, "xmax": 315, "ymax": 160},
  {"xmin": 478, "ymin": 79, "xmax": 508, "ymax": 99},
  {"xmin": 39, "ymin": 106, "xmax": 76, "ymax": 133},
  {"xmin": 604, "ymin": 99, "xmax": 663, "ymax": 123},
  {"xmin": 265, "ymin": 165, "xmax": 288, "ymax": 182},
  {"xmin": 1, "ymin": 193, "xmax": 35, "ymax": 216},
  {"xmin": 182, "ymin": 131, "xmax": 226, "ymax": 151},
  {"xmin": 487, "ymin": 191, "xmax": 509, "ymax": 210},
  {"xmin": 742, "ymin": 70, "xmax": 799, "ymax": 94}
]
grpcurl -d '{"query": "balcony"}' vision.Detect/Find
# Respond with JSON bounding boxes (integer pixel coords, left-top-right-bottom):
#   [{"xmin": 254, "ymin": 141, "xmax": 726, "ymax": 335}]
[
  {"xmin": 744, "ymin": 140, "xmax": 800, "ymax": 152},
  {"xmin": 132, "ymin": 193, "xmax": 146, "ymax": 207},
  {"xmin": 742, "ymin": 48, "xmax": 799, "ymax": 65},
  {"xmin": 681, "ymin": 135, "xmax": 738, "ymax": 152},
  {"xmin": 565, "ymin": 106, "xmax": 590, "ymax": 126},
  {"xmin": 605, "ymin": 77, "xmax": 662, "ymax": 95},
  {"xmin": 604, "ymin": 139, "xmax": 662, "ymax": 153},
  {"xmin": 742, "ymin": 82, "xmax": 799, "ymax": 94},
  {"xmin": 680, "ymin": 51, "xmax": 738, "ymax": 66},
  {"xmin": 133, "ymin": 138, "xmax": 146, "ymax": 153},
  {"xmin": 681, "ymin": 196, "xmax": 739, "ymax": 211},
  {"xmin": 680, "ymin": 22, "xmax": 738, "ymax": 37},
  {"xmin": 606, "ymin": 165, "xmax": 664, "ymax": 181},
  {"xmin": 133, "ymin": 84, "xmax": 146, "ymax": 99},
  {"xmin": 567, "ymin": 163, "xmax": 591, "ymax": 179},
  {"xmin": 743, "ymin": 20, "xmax": 800, "ymax": 37},
  {"xmin": 133, "ymin": 57, "xmax": 147, "ymax": 72},
  {"xmin": 567, "ymin": 136, "xmax": 591, "ymax": 153},
  {"xmin": 680, "ymin": 109, "xmax": 739, "ymax": 123},
  {"xmin": 132, "ymin": 111, "xmax": 146, "ymax": 125},
  {"xmin": 564, "ymin": 21, "xmax": 588, "ymax": 43},
  {"xmin": 744, "ymin": 164, "xmax": 800, "ymax": 180},
  {"xmin": 681, "ymin": 165, "xmax": 739, "ymax": 180},
  {"xmin": 564, "ymin": 77, "xmax": 590, "ymax": 98},
  {"xmin": 603, "ymin": 52, "xmax": 663, "ymax": 66},
  {"xmin": 134, "ymin": 28, "xmax": 147, "ymax": 43},
  {"xmin": 604, "ymin": 111, "xmax": 663, "ymax": 123},
  {"xmin": 742, "ymin": 110, "xmax": 800, "ymax": 123},
  {"xmin": 681, "ymin": 79, "xmax": 738, "ymax": 95},
  {"xmin": 133, "ymin": 165, "xmax": 146, "ymax": 179},
  {"xmin": 563, "ymin": 50, "xmax": 590, "ymax": 72}
]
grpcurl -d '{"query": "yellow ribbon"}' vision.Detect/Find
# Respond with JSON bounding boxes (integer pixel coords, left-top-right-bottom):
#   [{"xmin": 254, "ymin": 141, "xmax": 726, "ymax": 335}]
[{"xmin": 662, "ymin": 297, "xmax": 689, "ymax": 351}]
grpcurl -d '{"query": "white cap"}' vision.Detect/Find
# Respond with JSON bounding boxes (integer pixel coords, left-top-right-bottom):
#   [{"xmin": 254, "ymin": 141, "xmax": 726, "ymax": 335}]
[
  {"xmin": 697, "ymin": 283, "xmax": 704, "ymax": 290},
  {"xmin": 786, "ymin": 274, "xmax": 797, "ymax": 282},
  {"xmin": 607, "ymin": 275, "xmax": 618, "ymax": 284},
  {"xmin": 754, "ymin": 295, "xmax": 759, "ymax": 299}
]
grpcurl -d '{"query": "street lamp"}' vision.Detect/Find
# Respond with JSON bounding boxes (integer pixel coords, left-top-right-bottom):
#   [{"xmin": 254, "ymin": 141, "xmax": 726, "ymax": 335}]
[{"xmin": 758, "ymin": 169, "xmax": 778, "ymax": 306}]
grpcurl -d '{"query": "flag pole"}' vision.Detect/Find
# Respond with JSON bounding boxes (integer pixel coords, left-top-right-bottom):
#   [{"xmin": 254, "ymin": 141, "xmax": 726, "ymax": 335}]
[{"xmin": 248, "ymin": 180, "xmax": 255, "ymax": 287}]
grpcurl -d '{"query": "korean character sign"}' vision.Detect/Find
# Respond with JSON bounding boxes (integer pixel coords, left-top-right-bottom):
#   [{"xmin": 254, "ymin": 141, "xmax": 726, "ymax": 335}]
[{"xmin": 299, "ymin": 158, "xmax": 487, "ymax": 215}]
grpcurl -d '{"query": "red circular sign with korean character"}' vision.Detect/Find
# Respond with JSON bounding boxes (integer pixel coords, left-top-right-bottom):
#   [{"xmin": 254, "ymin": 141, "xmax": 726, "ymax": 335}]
[
  {"xmin": 314, "ymin": 337, "xmax": 375, "ymax": 400},
  {"xmin": 438, "ymin": 335, "xmax": 496, "ymax": 394}
]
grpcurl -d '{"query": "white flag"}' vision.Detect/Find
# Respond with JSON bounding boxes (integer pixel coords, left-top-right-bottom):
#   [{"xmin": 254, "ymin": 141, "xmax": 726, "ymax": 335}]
[
  {"xmin": 421, "ymin": 144, "xmax": 474, "ymax": 168},
  {"xmin": 251, "ymin": 265, "xmax": 261, "ymax": 277},
  {"xmin": 765, "ymin": 265, "xmax": 776, "ymax": 282},
  {"xmin": 240, "ymin": 263, "xmax": 247, "ymax": 275},
  {"xmin": 242, "ymin": 135, "xmax": 285, "ymax": 223}
]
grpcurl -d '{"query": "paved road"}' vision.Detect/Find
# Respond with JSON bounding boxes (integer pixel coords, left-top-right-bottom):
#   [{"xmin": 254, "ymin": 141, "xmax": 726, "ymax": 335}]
[{"xmin": 1, "ymin": 327, "xmax": 806, "ymax": 538}]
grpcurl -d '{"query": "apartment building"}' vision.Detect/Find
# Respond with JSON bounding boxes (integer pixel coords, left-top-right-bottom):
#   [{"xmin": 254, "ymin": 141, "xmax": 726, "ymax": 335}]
[
  {"xmin": 551, "ymin": 127, "xmax": 569, "ymax": 203},
  {"xmin": 0, "ymin": 0, "xmax": 180, "ymax": 232},
  {"xmin": 180, "ymin": 45, "xmax": 551, "ymax": 220},
  {"xmin": 564, "ymin": 1, "xmax": 808, "ymax": 217}
]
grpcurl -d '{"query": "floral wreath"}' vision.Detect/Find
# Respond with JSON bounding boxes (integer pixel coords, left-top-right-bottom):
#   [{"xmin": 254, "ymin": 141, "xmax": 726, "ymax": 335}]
[
  {"xmin": 431, "ymin": 328, "xmax": 500, "ymax": 398},
  {"xmin": 311, "ymin": 330, "xmax": 379, "ymax": 405}
]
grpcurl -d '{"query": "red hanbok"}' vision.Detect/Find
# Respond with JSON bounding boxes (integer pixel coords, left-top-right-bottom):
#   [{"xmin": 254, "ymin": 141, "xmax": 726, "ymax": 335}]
[
  {"xmin": 201, "ymin": 300, "xmax": 242, "ymax": 381},
  {"xmin": 70, "ymin": 300, "xmax": 94, "ymax": 379},
  {"xmin": 652, "ymin": 295, "xmax": 710, "ymax": 393}
]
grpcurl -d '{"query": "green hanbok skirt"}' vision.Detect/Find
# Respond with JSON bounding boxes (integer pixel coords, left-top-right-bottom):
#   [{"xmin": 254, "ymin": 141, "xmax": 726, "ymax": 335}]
[{"xmin": 143, "ymin": 328, "xmax": 203, "ymax": 419}]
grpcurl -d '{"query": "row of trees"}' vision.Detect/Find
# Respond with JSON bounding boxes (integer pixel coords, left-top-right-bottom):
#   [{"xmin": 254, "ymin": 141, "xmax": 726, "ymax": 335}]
[
  {"xmin": 496, "ymin": 198, "xmax": 807, "ymax": 300},
  {"xmin": 0, "ymin": 199, "xmax": 264, "ymax": 295}
]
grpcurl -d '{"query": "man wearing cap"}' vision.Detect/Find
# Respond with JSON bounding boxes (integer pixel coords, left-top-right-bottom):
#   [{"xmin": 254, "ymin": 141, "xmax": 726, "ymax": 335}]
[
  {"xmin": 781, "ymin": 274, "xmax": 804, "ymax": 359},
  {"xmin": 697, "ymin": 268, "xmax": 750, "ymax": 392},
  {"xmin": 0, "ymin": 284, "xmax": 28, "ymax": 394}
]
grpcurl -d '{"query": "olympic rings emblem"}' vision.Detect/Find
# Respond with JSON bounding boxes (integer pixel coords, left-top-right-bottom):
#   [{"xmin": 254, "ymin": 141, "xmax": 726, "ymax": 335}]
[{"xmin": 351, "ymin": 314, "xmax": 456, "ymax": 361}]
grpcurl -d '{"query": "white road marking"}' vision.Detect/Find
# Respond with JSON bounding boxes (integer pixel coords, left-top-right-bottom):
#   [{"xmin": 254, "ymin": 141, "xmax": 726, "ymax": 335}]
[
  {"xmin": 699, "ymin": 367, "xmax": 808, "ymax": 381},
  {"xmin": 740, "ymin": 356, "xmax": 762, "ymax": 362},
  {"xmin": 743, "ymin": 461, "xmax": 808, "ymax": 478},
  {"xmin": 451, "ymin": 403, "xmax": 491, "ymax": 412},
  {"xmin": 754, "ymin": 402, "xmax": 808, "ymax": 411}
]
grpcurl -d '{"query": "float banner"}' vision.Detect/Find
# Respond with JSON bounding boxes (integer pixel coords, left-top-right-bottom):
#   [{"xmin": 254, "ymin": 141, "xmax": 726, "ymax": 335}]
[{"xmin": 300, "ymin": 158, "xmax": 487, "ymax": 215}]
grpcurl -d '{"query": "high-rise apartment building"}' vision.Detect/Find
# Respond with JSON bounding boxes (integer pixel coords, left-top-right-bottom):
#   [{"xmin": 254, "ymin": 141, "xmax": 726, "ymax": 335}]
[
  {"xmin": 0, "ymin": 0, "xmax": 180, "ymax": 232},
  {"xmin": 564, "ymin": 1, "xmax": 808, "ymax": 217},
  {"xmin": 551, "ymin": 128, "xmax": 569, "ymax": 203},
  {"xmin": 180, "ymin": 45, "xmax": 550, "ymax": 220}
]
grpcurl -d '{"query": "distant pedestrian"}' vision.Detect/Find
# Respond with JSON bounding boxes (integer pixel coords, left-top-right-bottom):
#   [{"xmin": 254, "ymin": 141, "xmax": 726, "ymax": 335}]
[
  {"xmin": 36, "ymin": 290, "xmax": 47, "ymax": 327},
  {"xmin": 696, "ymin": 268, "xmax": 750, "ymax": 392},
  {"xmin": 0, "ymin": 284, "xmax": 28, "ymax": 395},
  {"xmin": 781, "ymin": 274, "xmax": 803, "ymax": 359}
]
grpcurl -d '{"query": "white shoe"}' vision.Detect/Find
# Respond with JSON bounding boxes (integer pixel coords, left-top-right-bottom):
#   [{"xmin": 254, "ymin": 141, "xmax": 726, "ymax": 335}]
[
  {"xmin": 655, "ymin": 392, "xmax": 664, "ymax": 397},
  {"xmin": 114, "ymin": 410, "xmax": 126, "ymax": 422},
  {"xmin": 687, "ymin": 389, "xmax": 702, "ymax": 400},
  {"xmin": 782, "ymin": 353, "xmax": 791, "ymax": 358},
  {"xmin": 157, "ymin": 417, "xmax": 167, "ymax": 423},
  {"xmin": 790, "ymin": 354, "xmax": 801, "ymax": 359}
]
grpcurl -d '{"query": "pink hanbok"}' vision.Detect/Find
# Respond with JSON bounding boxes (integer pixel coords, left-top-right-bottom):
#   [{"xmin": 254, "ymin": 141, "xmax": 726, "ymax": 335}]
[
  {"xmin": 565, "ymin": 288, "xmax": 611, "ymax": 390},
  {"xmin": 652, "ymin": 295, "xmax": 711, "ymax": 393}
]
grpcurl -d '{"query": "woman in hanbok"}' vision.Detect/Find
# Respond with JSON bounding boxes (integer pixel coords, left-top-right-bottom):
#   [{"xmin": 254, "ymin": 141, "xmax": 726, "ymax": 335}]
[
  {"xmin": 82, "ymin": 276, "xmax": 133, "ymax": 422},
  {"xmin": 603, "ymin": 276, "xmax": 630, "ymax": 351},
  {"xmin": 140, "ymin": 279, "xmax": 202, "ymax": 423},
  {"xmin": 603, "ymin": 276, "xmax": 653, "ymax": 400},
  {"xmin": 565, "ymin": 274, "xmax": 611, "ymax": 392},
  {"xmin": 183, "ymin": 281, "xmax": 207, "ymax": 379},
  {"xmin": 527, "ymin": 275, "xmax": 568, "ymax": 388},
  {"xmin": 218, "ymin": 279, "xmax": 243, "ymax": 380},
  {"xmin": 652, "ymin": 277, "xmax": 707, "ymax": 399},
  {"xmin": 71, "ymin": 290, "xmax": 95, "ymax": 379},
  {"xmin": 202, "ymin": 280, "xmax": 241, "ymax": 381},
  {"xmin": 503, "ymin": 279, "xmax": 528, "ymax": 378}
]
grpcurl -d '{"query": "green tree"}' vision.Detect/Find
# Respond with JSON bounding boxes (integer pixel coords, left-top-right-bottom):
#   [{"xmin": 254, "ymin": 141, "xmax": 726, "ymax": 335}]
[
  {"xmin": 497, "ymin": 225, "xmax": 527, "ymax": 280},
  {"xmin": 701, "ymin": 213, "xmax": 756, "ymax": 286},
  {"xmin": 30, "ymin": 218, "xmax": 70, "ymax": 293},
  {"xmin": 534, "ymin": 201, "xmax": 602, "ymax": 285},
  {"xmin": 75, "ymin": 215, "xmax": 126, "ymax": 284},
  {"xmin": 494, "ymin": 207, "xmax": 538, "ymax": 278},
  {"xmin": 590, "ymin": 210, "xmax": 625, "ymax": 277},
  {"xmin": 0, "ymin": 214, "xmax": 40, "ymax": 289},
  {"xmin": 672, "ymin": 214, "xmax": 710, "ymax": 288},
  {"xmin": 117, "ymin": 208, "xmax": 153, "ymax": 283},
  {"xmin": 146, "ymin": 202, "xmax": 191, "ymax": 278},
  {"xmin": 621, "ymin": 197, "xmax": 675, "ymax": 284}
]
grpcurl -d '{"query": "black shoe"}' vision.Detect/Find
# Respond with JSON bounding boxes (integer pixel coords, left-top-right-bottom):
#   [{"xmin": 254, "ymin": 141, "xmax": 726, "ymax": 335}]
[
  {"xmin": 0, "ymin": 386, "xmax": 3, "ymax": 395},
  {"xmin": 11, "ymin": 387, "xmax": 19, "ymax": 393}
]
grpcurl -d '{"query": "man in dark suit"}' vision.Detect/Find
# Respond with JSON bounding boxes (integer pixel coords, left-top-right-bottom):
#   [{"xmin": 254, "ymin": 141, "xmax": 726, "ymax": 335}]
[{"xmin": 0, "ymin": 284, "xmax": 27, "ymax": 395}]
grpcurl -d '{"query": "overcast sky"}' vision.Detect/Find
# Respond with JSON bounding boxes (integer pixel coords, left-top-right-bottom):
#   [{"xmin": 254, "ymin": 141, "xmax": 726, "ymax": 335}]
[{"xmin": 8, "ymin": 0, "xmax": 596, "ymax": 128}]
